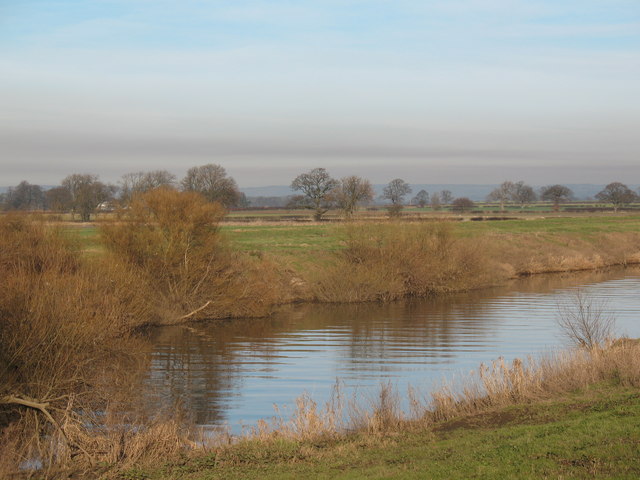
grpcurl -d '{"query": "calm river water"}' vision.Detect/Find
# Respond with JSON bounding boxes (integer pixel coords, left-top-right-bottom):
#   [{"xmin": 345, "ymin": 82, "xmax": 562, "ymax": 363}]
[{"xmin": 145, "ymin": 267, "xmax": 640, "ymax": 430}]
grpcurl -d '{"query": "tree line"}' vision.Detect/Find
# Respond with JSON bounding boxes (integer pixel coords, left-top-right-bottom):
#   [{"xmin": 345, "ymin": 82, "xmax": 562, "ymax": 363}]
[
  {"xmin": 0, "ymin": 164, "xmax": 246, "ymax": 221},
  {"xmin": 289, "ymin": 169, "xmax": 640, "ymax": 219},
  {"xmin": 2, "ymin": 164, "xmax": 639, "ymax": 220}
]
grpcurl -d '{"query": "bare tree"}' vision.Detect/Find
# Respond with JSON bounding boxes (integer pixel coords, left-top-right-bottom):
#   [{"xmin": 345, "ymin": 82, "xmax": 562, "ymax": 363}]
[
  {"xmin": 61, "ymin": 174, "xmax": 116, "ymax": 221},
  {"xmin": 452, "ymin": 197, "xmax": 475, "ymax": 212},
  {"xmin": 430, "ymin": 192, "xmax": 442, "ymax": 211},
  {"xmin": 120, "ymin": 170, "xmax": 176, "ymax": 205},
  {"xmin": 440, "ymin": 190, "xmax": 453, "ymax": 205},
  {"xmin": 382, "ymin": 178, "xmax": 411, "ymax": 216},
  {"xmin": 412, "ymin": 189, "xmax": 430, "ymax": 208},
  {"xmin": 486, "ymin": 181, "xmax": 515, "ymax": 212},
  {"xmin": 595, "ymin": 182, "xmax": 637, "ymax": 213},
  {"xmin": 290, "ymin": 168, "xmax": 338, "ymax": 220},
  {"xmin": 540, "ymin": 184, "xmax": 574, "ymax": 212},
  {"xmin": 512, "ymin": 181, "xmax": 537, "ymax": 208},
  {"xmin": 332, "ymin": 175, "xmax": 374, "ymax": 218},
  {"xmin": 4, "ymin": 181, "xmax": 45, "ymax": 211},
  {"xmin": 556, "ymin": 290, "xmax": 616, "ymax": 349},
  {"xmin": 45, "ymin": 186, "xmax": 73, "ymax": 212},
  {"xmin": 181, "ymin": 164, "xmax": 241, "ymax": 207}
]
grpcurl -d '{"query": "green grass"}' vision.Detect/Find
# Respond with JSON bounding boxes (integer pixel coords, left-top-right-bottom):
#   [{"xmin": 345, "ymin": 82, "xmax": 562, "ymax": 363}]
[
  {"xmin": 63, "ymin": 214, "xmax": 640, "ymax": 264},
  {"xmin": 123, "ymin": 382, "xmax": 640, "ymax": 480},
  {"xmin": 455, "ymin": 215, "xmax": 640, "ymax": 237},
  {"xmin": 60, "ymin": 224, "xmax": 105, "ymax": 255}
]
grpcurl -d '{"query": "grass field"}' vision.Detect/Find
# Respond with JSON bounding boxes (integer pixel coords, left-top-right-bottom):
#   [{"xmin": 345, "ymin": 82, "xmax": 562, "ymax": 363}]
[
  {"xmin": 123, "ymin": 381, "xmax": 640, "ymax": 480},
  {"xmin": 57, "ymin": 213, "xmax": 640, "ymax": 268},
  {"xmin": 221, "ymin": 214, "xmax": 640, "ymax": 258}
]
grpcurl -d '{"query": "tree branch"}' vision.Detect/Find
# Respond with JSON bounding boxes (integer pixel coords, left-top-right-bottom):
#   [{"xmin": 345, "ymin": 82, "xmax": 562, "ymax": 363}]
[
  {"xmin": 180, "ymin": 300, "xmax": 212, "ymax": 320},
  {"xmin": 1, "ymin": 394, "xmax": 95, "ymax": 465}
]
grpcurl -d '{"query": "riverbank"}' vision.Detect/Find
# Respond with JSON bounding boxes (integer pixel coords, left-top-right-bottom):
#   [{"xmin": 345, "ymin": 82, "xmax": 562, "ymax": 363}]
[
  {"xmin": 121, "ymin": 382, "xmax": 640, "ymax": 479},
  {"xmin": 112, "ymin": 339, "xmax": 640, "ymax": 480},
  {"xmin": 67, "ymin": 214, "xmax": 640, "ymax": 309},
  {"xmin": 2, "ymin": 211, "xmax": 639, "ymax": 477}
]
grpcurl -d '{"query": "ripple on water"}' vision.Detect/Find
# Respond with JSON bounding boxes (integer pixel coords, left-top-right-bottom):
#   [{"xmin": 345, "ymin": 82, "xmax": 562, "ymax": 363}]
[{"xmin": 144, "ymin": 267, "xmax": 640, "ymax": 430}]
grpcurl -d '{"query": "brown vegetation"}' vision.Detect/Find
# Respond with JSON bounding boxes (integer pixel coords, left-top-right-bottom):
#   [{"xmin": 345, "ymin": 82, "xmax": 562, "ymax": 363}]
[
  {"xmin": 1, "ymin": 207, "xmax": 639, "ymax": 477},
  {"xmin": 485, "ymin": 231, "xmax": 640, "ymax": 277},
  {"xmin": 0, "ymin": 214, "xmax": 163, "ymax": 476},
  {"xmin": 100, "ymin": 188, "xmax": 286, "ymax": 322},
  {"xmin": 236, "ymin": 339, "xmax": 640, "ymax": 446},
  {"xmin": 311, "ymin": 222, "xmax": 493, "ymax": 302},
  {"xmin": 0, "ymin": 197, "xmax": 286, "ymax": 477}
]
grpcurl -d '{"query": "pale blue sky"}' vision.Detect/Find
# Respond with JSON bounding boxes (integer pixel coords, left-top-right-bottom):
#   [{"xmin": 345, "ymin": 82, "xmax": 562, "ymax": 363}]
[{"xmin": 1, "ymin": 0, "xmax": 639, "ymax": 186}]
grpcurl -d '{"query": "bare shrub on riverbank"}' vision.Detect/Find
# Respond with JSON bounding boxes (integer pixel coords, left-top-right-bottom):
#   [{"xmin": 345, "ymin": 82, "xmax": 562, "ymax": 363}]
[
  {"xmin": 312, "ymin": 222, "xmax": 494, "ymax": 302},
  {"xmin": 100, "ymin": 188, "xmax": 284, "ymax": 322},
  {"xmin": 0, "ymin": 215, "xmax": 160, "ymax": 475},
  {"xmin": 556, "ymin": 290, "xmax": 616, "ymax": 349}
]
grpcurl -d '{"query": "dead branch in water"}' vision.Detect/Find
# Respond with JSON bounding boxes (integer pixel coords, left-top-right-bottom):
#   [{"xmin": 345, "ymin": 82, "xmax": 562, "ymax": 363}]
[{"xmin": 1, "ymin": 394, "xmax": 95, "ymax": 465}]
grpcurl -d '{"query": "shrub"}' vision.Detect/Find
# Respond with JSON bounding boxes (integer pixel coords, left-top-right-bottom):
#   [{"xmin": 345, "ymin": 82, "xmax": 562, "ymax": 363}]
[
  {"xmin": 0, "ymin": 214, "xmax": 155, "ymax": 473},
  {"xmin": 312, "ymin": 222, "xmax": 493, "ymax": 302},
  {"xmin": 556, "ymin": 290, "xmax": 616, "ymax": 349},
  {"xmin": 100, "ymin": 188, "xmax": 283, "ymax": 321}
]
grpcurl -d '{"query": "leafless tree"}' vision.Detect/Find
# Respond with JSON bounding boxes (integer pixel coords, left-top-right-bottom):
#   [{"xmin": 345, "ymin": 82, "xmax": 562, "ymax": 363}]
[
  {"xmin": 540, "ymin": 184, "xmax": 573, "ymax": 211},
  {"xmin": 61, "ymin": 174, "xmax": 116, "ymax": 221},
  {"xmin": 440, "ymin": 190, "xmax": 453, "ymax": 205},
  {"xmin": 181, "ymin": 164, "xmax": 241, "ymax": 207},
  {"xmin": 382, "ymin": 178, "xmax": 411, "ymax": 216},
  {"xmin": 332, "ymin": 175, "xmax": 374, "ymax": 217},
  {"xmin": 452, "ymin": 197, "xmax": 475, "ymax": 212},
  {"xmin": 120, "ymin": 170, "xmax": 176, "ymax": 205},
  {"xmin": 595, "ymin": 182, "xmax": 637, "ymax": 213},
  {"xmin": 3, "ymin": 181, "xmax": 45, "ymax": 211},
  {"xmin": 290, "ymin": 168, "xmax": 338, "ymax": 220},
  {"xmin": 486, "ymin": 181, "xmax": 516, "ymax": 212},
  {"xmin": 512, "ymin": 181, "xmax": 537, "ymax": 207},
  {"xmin": 430, "ymin": 192, "xmax": 442, "ymax": 211},
  {"xmin": 412, "ymin": 189, "xmax": 429, "ymax": 208},
  {"xmin": 556, "ymin": 290, "xmax": 616, "ymax": 349},
  {"xmin": 45, "ymin": 186, "xmax": 73, "ymax": 212}
]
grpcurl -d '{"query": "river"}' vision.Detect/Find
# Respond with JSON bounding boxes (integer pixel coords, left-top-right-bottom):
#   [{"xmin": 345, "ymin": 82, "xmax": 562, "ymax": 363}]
[{"xmin": 144, "ymin": 267, "xmax": 640, "ymax": 431}]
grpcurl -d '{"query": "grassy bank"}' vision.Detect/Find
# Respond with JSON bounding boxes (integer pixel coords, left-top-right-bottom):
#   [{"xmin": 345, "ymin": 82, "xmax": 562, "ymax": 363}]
[
  {"xmin": 113, "ymin": 338, "xmax": 640, "ymax": 480},
  {"xmin": 125, "ymin": 382, "xmax": 640, "ymax": 480},
  {"xmin": 59, "ymin": 213, "xmax": 640, "ymax": 304}
]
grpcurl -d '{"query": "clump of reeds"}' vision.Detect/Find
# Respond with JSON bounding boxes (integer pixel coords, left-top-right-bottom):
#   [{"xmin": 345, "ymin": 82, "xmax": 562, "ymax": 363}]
[{"xmin": 311, "ymin": 221, "xmax": 495, "ymax": 302}]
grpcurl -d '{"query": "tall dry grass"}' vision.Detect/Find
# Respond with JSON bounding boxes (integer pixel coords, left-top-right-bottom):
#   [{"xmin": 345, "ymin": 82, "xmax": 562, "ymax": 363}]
[
  {"xmin": 311, "ymin": 221, "xmax": 495, "ymax": 302},
  {"xmin": 233, "ymin": 339, "xmax": 640, "ymax": 450},
  {"xmin": 486, "ymin": 231, "xmax": 640, "ymax": 276},
  {"xmin": 100, "ymin": 188, "xmax": 286, "ymax": 323}
]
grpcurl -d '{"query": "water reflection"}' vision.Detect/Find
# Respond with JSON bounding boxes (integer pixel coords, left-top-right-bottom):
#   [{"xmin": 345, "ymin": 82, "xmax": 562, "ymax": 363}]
[{"xmin": 144, "ymin": 267, "xmax": 640, "ymax": 429}]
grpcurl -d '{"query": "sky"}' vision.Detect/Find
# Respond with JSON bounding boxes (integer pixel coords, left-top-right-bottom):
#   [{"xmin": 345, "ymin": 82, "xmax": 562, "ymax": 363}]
[{"xmin": 1, "ymin": 0, "xmax": 639, "ymax": 187}]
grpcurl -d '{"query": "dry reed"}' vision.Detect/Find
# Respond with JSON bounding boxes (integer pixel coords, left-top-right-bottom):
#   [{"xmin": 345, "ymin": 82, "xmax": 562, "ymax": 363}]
[
  {"xmin": 240, "ymin": 339, "xmax": 640, "ymax": 447},
  {"xmin": 311, "ymin": 221, "xmax": 494, "ymax": 302}
]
